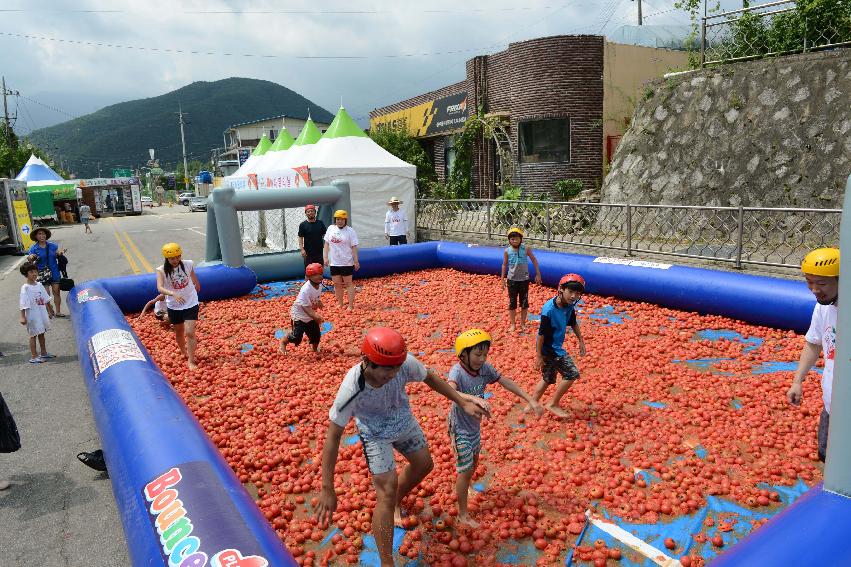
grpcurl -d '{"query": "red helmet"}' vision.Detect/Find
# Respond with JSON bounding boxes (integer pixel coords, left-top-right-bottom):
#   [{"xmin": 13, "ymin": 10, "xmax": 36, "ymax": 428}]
[
  {"xmin": 304, "ymin": 204, "xmax": 316, "ymax": 212},
  {"xmin": 559, "ymin": 273, "xmax": 586, "ymax": 290},
  {"xmin": 362, "ymin": 327, "xmax": 408, "ymax": 366},
  {"xmin": 305, "ymin": 263, "xmax": 323, "ymax": 277}
]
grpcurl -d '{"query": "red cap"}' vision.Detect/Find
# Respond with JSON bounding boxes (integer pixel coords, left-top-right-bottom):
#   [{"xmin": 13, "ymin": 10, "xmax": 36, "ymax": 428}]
[
  {"xmin": 362, "ymin": 327, "xmax": 408, "ymax": 366},
  {"xmin": 305, "ymin": 263, "xmax": 323, "ymax": 277},
  {"xmin": 558, "ymin": 273, "xmax": 586, "ymax": 290},
  {"xmin": 304, "ymin": 204, "xmax": 316, "ymax": 212}
]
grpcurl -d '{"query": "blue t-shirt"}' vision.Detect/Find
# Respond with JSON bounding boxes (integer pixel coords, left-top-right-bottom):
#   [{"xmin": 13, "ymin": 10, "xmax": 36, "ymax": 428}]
[
  {"xmin": 28, "ymin": 241, "xmax": 60, "ymax": 280},
  {"xmin": 538, "ymin": 296, "xmax": 578, "ymax": 357},
  {"xmin": 448, "ymin": 362, "xmax": 502, "ymax": 435}
]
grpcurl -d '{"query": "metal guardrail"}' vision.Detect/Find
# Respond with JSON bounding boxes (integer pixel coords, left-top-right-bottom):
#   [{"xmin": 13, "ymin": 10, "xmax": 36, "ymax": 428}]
[
  {"xmin": 416, "ymin": 198, "xmax": 841, "ymax": 270},
  {"xmin": 701, "ymin": 0, "xmax": 851, "ymax": 67}
]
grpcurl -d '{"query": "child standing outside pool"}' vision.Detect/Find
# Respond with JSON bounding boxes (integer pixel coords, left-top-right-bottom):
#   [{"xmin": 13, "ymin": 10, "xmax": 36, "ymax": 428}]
[
  {"xmin": 138, "ymin": 294, "xmax": 168, "ymax": 322},
  {"xmin": 530, "ymin": 273, "xmax": 587, "ymax": 417},
  {"xmin": 449, "ymin": 329, "xmax": 543, "ymax": 526},
  {"xmin": 19, "ymin": 262, "xmax": 55, "ymax": 363},
  {"xmin": 279, "ymin": 263, "xmax": 325, "ymax": 354},
  {"xmin": 501, "ymin": 227, "xmax": 541, "ymax": 332}
]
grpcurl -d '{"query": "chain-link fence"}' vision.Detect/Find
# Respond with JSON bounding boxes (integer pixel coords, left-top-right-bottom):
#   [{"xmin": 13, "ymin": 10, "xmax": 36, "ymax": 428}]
[
  {"xmin": 416, "ymin": 198, "xmax": 841, "ymax": 270},
  {"xmin": 701, "ymin": 0, "xmax": 851, "ymax": 66},
  {"xmin": 238, "ymin": 209, "xmax": 305, "ymax": 255}
]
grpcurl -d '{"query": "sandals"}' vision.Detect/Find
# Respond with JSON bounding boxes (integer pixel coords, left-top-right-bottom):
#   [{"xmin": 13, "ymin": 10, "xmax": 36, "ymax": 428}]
[
  {"xmin": 39, "ymin": 353, "xmax": 56, "ymax": 359},
  {"xmin": 28, "ymin": 358, "xmax": 44, "ymax": 364},
  {"xmin": 77, "ymin": 450, "xmax": 108, "ymax": 472},
  {"xmin": 54, "ymin": 313, "xmax": 67, "ymax": 318}
]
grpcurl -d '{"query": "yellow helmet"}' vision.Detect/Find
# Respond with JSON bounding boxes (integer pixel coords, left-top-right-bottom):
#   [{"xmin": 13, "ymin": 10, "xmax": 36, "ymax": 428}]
[
  {"xmin": 801, "ymin": 247, "xmax": 839, "ymax": 277},
  {"xmin": 334, "ymin": 210, "xmax": 348, "ymax": 219},
  {"xmin": 454, "ymin": 328, "xmax": 492, "ymax": 356},
  {"xmin": 507, "ymin": 226, "xmax": 524, "ymax": 238},
  {"xmin": 162, "ymin": 242, "xmax": 182, "ymax": 259}
]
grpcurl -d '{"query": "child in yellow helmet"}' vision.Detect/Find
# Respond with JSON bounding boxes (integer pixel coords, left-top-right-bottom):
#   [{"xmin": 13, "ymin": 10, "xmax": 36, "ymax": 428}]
[
  {"xmin": 156, "ymin": 242, "xmax": 202, "ymax": 370},
  {"xmin": 448, "ymin": 329, "xmax": 543, "ymax": 526},
  {"xmin": 788, "ymin": 247, "xmax": 839, "ymax": 462},
  {"xmin": 501, "ymin": 227, "xmax": 542, "ymax": 332}
]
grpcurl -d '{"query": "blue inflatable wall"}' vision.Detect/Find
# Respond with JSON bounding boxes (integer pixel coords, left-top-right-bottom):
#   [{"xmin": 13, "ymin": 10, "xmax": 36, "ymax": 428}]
[{"xmin": 71, "ymin": 241, "xmax": 829, "ymax": 566}]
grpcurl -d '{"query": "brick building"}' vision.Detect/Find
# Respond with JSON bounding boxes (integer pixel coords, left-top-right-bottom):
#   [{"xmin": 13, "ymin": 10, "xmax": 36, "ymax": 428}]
[{"xmin": 370, "ymin": 35, "xmax": 686, "ymax": 199}]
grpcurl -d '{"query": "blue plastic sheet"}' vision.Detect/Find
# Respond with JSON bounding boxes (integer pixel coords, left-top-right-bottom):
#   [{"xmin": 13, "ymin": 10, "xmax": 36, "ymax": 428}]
[
  {"xmin": 695, "ymin": 329, "xmax": 763, "ymax": 352},
  {"xmin": 360, "ymin": 528, "xmax": 411, "ymax": 567},
  {"xmin": 590, "ymin": 305, "xmax": 633, "ymax": 325}
]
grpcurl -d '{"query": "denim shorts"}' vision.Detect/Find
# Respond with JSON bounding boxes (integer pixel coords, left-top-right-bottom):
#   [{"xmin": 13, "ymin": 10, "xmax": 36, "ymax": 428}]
[{"xmin": 360, "ymin": 420, "xmax": 428, "ymax": 475}]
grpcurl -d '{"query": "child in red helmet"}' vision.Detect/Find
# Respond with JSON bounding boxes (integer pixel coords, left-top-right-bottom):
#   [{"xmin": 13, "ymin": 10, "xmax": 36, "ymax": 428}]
[
  {"xmin": 279, "ymin": 263, "xmax": 325, "ymax": 354},
  {"xmin": 316, "ymin": 327, "xmax": 489, "ymax": 567},
  {"xmin": 528, "ymin": 273, "xmax": 588, "ymax": 418}
]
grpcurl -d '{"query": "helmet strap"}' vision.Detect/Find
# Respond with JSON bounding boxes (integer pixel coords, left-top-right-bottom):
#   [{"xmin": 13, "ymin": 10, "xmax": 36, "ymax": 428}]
[{"xmin": 459, "ymin": 353, "xmax": 480, "ymax": 376}]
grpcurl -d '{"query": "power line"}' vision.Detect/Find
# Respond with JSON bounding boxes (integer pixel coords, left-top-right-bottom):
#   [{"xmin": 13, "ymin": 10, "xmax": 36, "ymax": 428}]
[{"xmin": 17, "ymin": 94, "xmax": 80, "ymax": 119}]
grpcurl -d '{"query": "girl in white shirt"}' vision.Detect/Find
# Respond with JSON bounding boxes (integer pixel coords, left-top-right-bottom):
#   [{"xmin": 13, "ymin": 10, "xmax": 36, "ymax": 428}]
[
  {"xmin": 323, "ymin": 210, "xmax": 360, "ymax": 310},
  {"xmin": 156, "ymin": 242, "xmax": 202, "ymax": 370}
]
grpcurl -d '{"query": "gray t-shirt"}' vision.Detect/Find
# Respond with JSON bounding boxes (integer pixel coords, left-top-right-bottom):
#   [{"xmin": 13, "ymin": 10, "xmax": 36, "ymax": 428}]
[
  {"xmin": 329, "ymin": 354, "xmax": 427, "ymax": 441},
  {"xmin": 79, "ymin": 204, "xmax": 91, "ymax": 219},
  {"xmin": 448, "ymin": 362, "xmax": 502, "ymax": 435}
]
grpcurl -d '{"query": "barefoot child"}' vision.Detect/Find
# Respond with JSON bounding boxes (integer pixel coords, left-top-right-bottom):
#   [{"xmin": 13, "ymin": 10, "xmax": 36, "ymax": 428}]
[
  {"xmin": 138, "ymin": 294, "xmax": 168, "ymax": 321},
  {"xmin": 501, "ymin": 227, "xmax": 541, "ymax": 332},
  {"xmin": 316, "ymin": 327, "xmax": 489, "ymax": 567},
  {"xmin": 279, "ymin": 263, "xmax": 324, "ymax": 354},
  {"xmin": 19, "ymin": 262, "xmax": 55, "ymax": 363},
  {"xmin": 531, "ymin": 273, "xmax": 587, "ymax": 417},
  {"xmin": 156, "ymin": 242, "xmax": 201, "ymax": 370},
  {"xmin": 449, "ymin": 329, "xmax": 543, "ymax": 526}
]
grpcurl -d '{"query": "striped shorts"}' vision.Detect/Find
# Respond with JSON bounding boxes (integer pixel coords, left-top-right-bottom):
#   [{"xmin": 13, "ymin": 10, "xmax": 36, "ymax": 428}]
[{"xmin": 449, "ymin": 423, "xmax": 481, "ymax": 474}]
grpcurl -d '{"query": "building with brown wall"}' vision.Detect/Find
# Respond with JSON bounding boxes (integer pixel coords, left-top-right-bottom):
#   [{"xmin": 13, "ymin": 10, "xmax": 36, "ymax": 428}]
[{"xmin": 370, "ymin": 35, "xmax": 686, "ymax": 199}]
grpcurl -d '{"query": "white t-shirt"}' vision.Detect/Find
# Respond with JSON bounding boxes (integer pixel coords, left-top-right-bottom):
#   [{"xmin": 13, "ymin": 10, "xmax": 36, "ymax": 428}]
[
  {"xmin": 805, "ymin": 303, "xmax": 837, "ymax": 413},
  {"xmin": 385, "ymin": 209, "xmax": 408, "ymax": 237},
  {"xmin": 157, "ymin": 259, "xmax": 199, "ymax": 311},
  {"xmin": 20, "ymin": 282, "xmax": 52, "ymax": 336},
  {"xmin": 291, "ymin": 281, "xmax": 322, "ymax": 323},
  {"xmin": 328, "ymin": 354, "xmax": 427, "ymax": 441},
  {"xmin": 324, "ymin": 225, "xmax": 359, "ymax": 266},
  {"xmin": 79, "ymin": 204, "xmax": 91, "ymax": 219}
]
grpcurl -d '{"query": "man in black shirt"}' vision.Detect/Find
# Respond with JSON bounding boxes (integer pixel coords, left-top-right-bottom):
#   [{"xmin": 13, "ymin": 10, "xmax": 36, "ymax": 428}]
[{"xmin": 298, "ymin": 205, "xmax": 327, "ymax": 267}]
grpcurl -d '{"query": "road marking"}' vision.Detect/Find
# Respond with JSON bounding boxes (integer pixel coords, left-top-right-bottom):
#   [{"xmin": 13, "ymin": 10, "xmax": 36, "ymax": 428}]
[
  {"xmin": 109, "ymin": 219, "xmax": 140, "ymax": 274},
  {"xmin": 187, "ymin": 227, "xmax": 206, "ymax": 236},
  {"xmin": 122, "ymin": 231, "xmax": 155, "ymax": 272},
  {"xmin": 1, "ymin": 255, "xmax": 27, "ymax": 277}
]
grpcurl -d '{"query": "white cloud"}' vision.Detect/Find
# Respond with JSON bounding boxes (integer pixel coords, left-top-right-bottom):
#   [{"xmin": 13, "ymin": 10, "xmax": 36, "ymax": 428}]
[{"xmin": 0, "ymin": 0, "xmax": 727, "ymax": 129}]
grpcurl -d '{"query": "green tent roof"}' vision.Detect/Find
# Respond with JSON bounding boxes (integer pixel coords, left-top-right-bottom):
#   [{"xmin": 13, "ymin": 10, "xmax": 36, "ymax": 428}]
[
  {"xmin": 269, "ymin": 128, "xmax": 296, "ymax": 151},
  {"xmin": 322, "ymin": 107, "xmax": 367, "ymax": 139},
  {"xmin": 294, "ymin": 118, "xmax": 322, "ymax": 146},
  {"xmin": 252, "ymin": 134, "xmax": 272, "ymax": 156}
]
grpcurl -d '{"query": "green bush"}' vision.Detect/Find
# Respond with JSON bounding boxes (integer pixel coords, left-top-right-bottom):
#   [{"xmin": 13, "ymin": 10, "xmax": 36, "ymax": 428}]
[
  {"xmin": 554, "ymin": 179, "xmax": 584, "ymax": 201},
  {"xmin": 370, "ymin": 125, "xmax": 436, "ymax": 193}
]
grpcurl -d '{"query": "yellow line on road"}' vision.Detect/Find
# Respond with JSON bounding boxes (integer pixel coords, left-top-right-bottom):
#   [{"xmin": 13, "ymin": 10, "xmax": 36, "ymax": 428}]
[
  {"xmin": 122, "ymin": 231, "xmax": 155, "ymax": 272},
  {"xmin": 109, "ymin": 218, "xmax": 140, "ymax": 274}
]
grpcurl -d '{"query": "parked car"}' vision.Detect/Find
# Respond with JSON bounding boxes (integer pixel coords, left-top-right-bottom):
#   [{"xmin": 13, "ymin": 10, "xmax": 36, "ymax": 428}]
[
  {"xmin": 177, "ymin": 192, "xmax": 195, "ymax": 206},
  {"xmin": 141, "ymin": 195, "xmax": 153, "ymax": 207},
  {"xmin": 188, "ymin": 196, "xmax": 207, "ymax": 212}
]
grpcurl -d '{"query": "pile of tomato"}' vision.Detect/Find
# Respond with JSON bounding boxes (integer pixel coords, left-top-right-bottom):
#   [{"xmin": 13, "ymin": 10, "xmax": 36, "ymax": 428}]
[{"xmin": 129, "ymin": 269, "xmax": 824, "ymax": 566}]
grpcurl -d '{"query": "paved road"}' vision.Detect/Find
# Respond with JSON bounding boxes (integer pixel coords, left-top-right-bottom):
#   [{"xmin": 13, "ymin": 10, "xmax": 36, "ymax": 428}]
[{"xmin": 0, "ymin": 205, "xmax": 206, "ymax": 567}]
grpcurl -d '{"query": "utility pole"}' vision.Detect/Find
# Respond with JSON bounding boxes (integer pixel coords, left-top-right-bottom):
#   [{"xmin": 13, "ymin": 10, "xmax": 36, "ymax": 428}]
[
  {"xmin": 637, "ymin": 0, "xmax": 642, "ymax": 25},
  {"xmin": 2, "ymin": 76, "xmax": 19, "ymax": 146},
  {"xmin": 178, "ymin": 105, "xmax": 189, "ymax": 191}
]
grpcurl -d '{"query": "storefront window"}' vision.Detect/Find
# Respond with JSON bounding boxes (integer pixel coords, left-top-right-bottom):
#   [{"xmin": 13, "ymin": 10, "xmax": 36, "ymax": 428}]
[
  {"xmin": 444, "ymin": 136, "xmax": 457, "ymax": 179},
  {"xmin": 519, "ymin": 118, "xmax": 570, "ymax": 163}
]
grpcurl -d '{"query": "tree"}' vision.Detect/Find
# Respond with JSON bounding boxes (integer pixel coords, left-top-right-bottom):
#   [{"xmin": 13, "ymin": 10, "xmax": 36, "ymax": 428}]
[
  {"xmin": 369, "ymin": 125, "xmax": 436, "ymax": 195},
  {"xmin": 174, "ymin": 159, "xmax": 211, "ymax": 192},
  {"xmin": 1, "ymin": 124, "xmax": 70, "ymax": 179}
]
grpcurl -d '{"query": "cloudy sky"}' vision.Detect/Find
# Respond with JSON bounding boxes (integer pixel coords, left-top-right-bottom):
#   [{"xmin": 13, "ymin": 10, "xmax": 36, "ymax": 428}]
[{"xmin": 0, "ymin": 0, "xmax": 736, "ymax": 133}]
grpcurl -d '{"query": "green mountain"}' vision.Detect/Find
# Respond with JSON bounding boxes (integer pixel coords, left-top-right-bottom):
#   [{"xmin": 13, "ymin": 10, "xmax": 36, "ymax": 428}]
[{"xmin": 26, "ymin": 78, "xmax": 334, "ymax": 178}]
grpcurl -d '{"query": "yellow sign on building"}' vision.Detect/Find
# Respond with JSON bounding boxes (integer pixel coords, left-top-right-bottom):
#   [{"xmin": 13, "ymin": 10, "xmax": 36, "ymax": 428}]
[
  {"xmin": 371, "ymin": 92, "xmax": 468, "ymax": 138},
  {"xmin": 13, "ymin": 199, "xmax": 34, "ymax": 249}
]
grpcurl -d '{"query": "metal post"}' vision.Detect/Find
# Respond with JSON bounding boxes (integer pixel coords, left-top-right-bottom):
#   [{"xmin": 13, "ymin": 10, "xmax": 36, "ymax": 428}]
[
  {"xmin": 734, "ymin": 205, "xmax": 744, "ymax": 270},
  {"xmin": 179, "ymin": 105, "xmax": 189, "ymax": 192},
  {"xmin": 486, "ymin": 200, "xmax": 492, "ymax": 241},
  {"xmin": 546, "ymin": 201, "xmax": 552, "ymax": 248},
  {"xmin": 637, "ymin": 0, "xmax": 642, "ymax": 25},
  {"xmin": 700, "ymin": 18, "xmax": 707, "ymax": 67},
  {"xmin": 824, "ymin": 173, "xmax": 851, "ymax": 496},
  {"xmin": 626, "ymin": 204, "xmax": 633, "ymax": 257}
]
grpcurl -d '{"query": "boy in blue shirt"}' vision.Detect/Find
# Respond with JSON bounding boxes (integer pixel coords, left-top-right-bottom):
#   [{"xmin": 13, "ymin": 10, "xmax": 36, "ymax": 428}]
[{"xmin": 530, "ymin": 273, "xmax": 587, "ymax": 418}]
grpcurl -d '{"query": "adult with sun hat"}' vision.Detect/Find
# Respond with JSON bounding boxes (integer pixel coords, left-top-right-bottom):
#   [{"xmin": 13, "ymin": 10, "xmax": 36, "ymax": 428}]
[
  {"xmin": 788, "ymin": 247, "xmax": 839, "ymax": 462},
  {"xmin": 323, "ymin": 209, "xmax": 359, "ymax": 310},
  {"xmin": 316, "ymin": 327, "xmax": 490, "ymax": 567},
  {"xmin": 27, "ymin": 227, "xmax": 67, "ymax": 318},
  {"xmin": 156, "ymin": 242, "xmax": 202, "ymax": 370}
]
